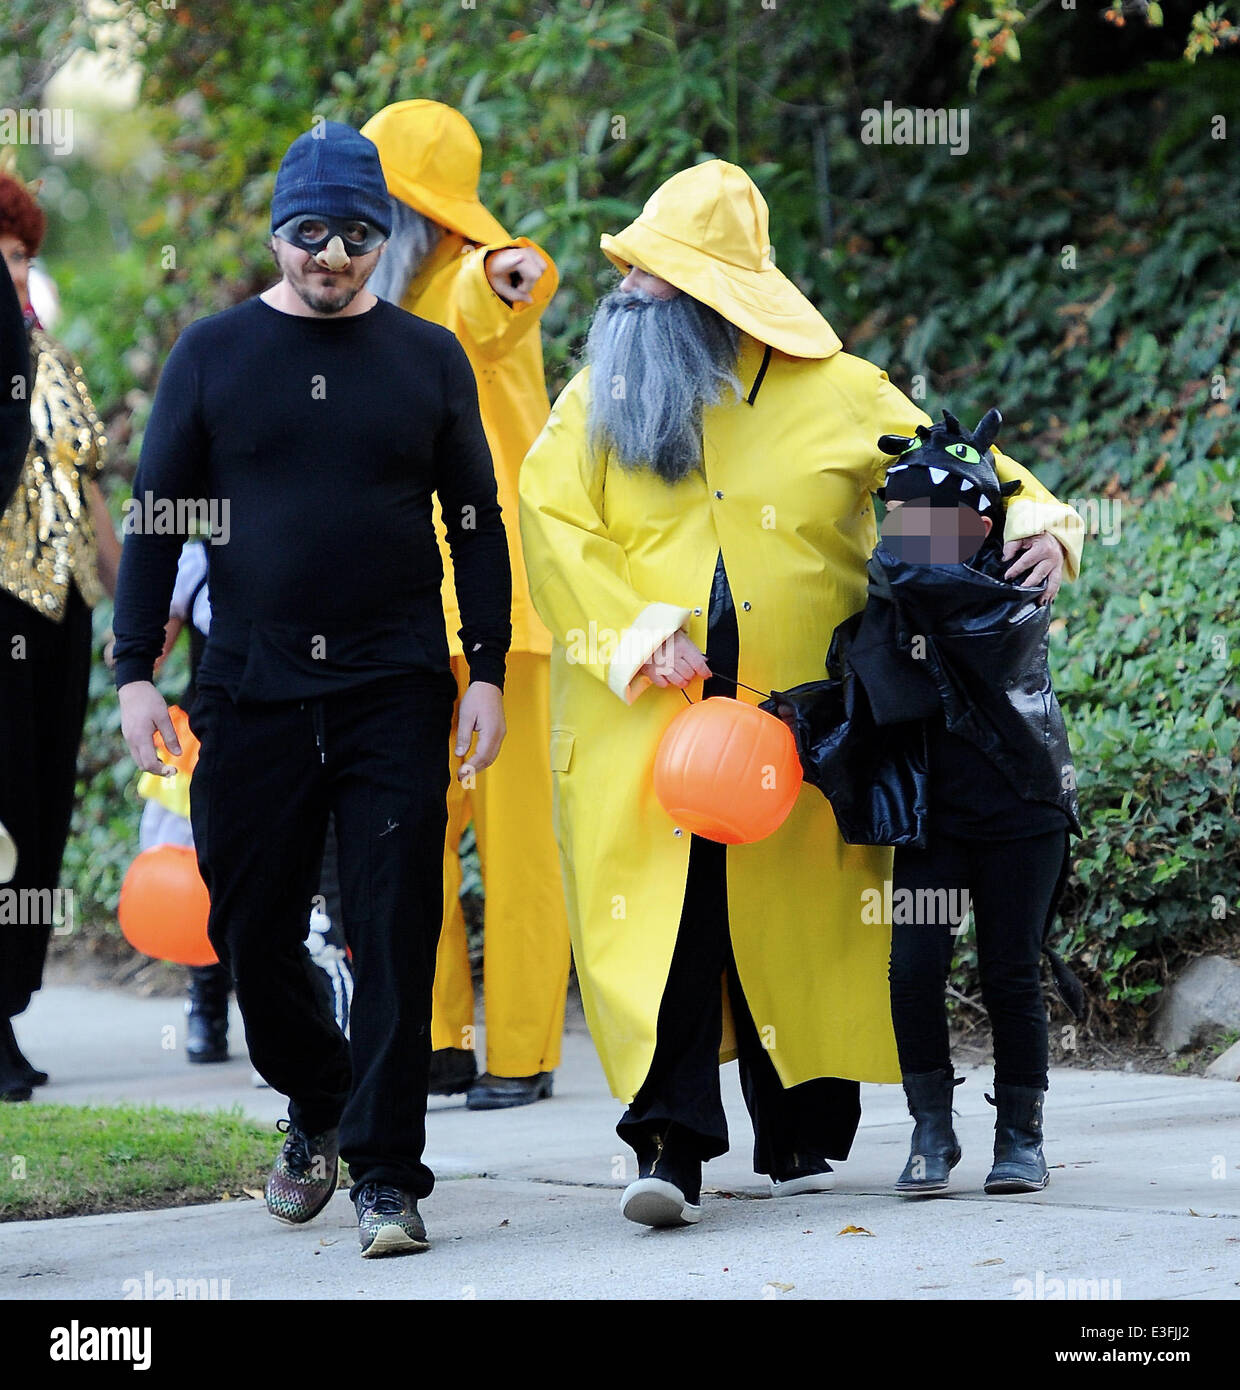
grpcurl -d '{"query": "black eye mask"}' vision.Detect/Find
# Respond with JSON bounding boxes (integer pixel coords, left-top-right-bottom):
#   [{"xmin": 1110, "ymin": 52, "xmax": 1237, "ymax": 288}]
[{"xmin": 273, "ymin": 213, "xmax": 387, "ymax": 258}]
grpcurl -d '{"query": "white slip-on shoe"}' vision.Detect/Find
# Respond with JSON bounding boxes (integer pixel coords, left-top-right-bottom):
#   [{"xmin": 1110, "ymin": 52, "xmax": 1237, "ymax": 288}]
[
  {"xmin": 621, "ymin": 1178, "xmax": 703, "ymax": 1227},
  {"xmin": 769, "ymin": 1167, "xmax": 836, "ymax": 1198}
]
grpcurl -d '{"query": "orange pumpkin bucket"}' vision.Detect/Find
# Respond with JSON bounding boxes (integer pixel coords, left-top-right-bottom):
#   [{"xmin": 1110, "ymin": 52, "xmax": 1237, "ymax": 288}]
[
  {"xmin": 118, "ymin": 844, "xmax": 217, "ymax": 967},
  {"xmin": 653, "ymin": 696, "xmax": 803, "ymax": 844}
]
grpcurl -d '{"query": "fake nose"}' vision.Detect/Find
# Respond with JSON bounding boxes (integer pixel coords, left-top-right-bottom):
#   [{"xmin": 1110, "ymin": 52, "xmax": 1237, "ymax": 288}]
[{"xmin": 314, "ymin": 236, "xmax": 350, "ymax": 271}]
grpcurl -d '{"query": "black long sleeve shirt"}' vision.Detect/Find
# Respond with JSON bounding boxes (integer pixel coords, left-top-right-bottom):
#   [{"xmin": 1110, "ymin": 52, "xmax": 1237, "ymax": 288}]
[{"xmin": 113, "ymin": 295, "xmax": 511, "ymax": 699}]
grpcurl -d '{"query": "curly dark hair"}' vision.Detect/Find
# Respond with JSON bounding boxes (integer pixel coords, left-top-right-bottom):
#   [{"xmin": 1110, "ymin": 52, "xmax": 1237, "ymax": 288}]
[{"xmin": 0, "ymin": 174, "xmax": 46, "ymax": 256}]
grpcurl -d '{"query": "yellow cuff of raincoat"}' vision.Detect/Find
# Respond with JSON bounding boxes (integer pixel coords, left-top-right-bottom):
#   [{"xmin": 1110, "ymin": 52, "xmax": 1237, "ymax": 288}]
[
  {"xmin": 137, "ymin": 769, "xmax": 193, "ymax": 822},
  {"xmin": 1003, "ymin": 497, "xmax": 1086, "ymax": 583},
  {"xmin": 607, "ymin": 602, "xmax": 694, "ymax": 705},
  {"xmin": 456, "ymin": 238, "xmax": 559, "ymax": 359}
]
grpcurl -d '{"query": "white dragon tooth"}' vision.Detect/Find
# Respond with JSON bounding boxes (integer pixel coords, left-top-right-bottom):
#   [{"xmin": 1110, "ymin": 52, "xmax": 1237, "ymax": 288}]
[
  {"xmin": 928, "ymin": 467, "xmax": 948, "ymax": 485},
  {"xmin": 977, "ymin": 495, "xmax": 990, "ymax": 511},
  {"xmin": 960, "ymin": 478, "xmax": 974, "ymax": 490},
  {"xmin": 888, "ymin": 464, "xmax": 908, "ymax": 472}
]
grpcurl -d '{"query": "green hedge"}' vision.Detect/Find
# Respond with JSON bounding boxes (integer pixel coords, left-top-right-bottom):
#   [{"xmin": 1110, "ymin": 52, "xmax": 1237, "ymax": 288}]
[{"xmin": 1052, "ymin": 458, "xmax": 1240, "ymax": 1008}]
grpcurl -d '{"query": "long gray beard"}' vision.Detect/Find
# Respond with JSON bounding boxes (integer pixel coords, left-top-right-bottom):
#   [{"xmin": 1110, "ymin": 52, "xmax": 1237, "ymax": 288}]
[
  {"xmin": 368, "ymin": 196, "xmax": 444, "ymax": 305},
  {"xmin": 585, "ymin": 289, "xmax": 742, "ymax": 483}
]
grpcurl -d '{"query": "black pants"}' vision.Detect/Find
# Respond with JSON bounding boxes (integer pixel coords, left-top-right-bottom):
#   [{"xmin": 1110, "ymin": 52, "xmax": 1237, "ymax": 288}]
[
  {"xmin": 188, "ymin": 669, "xmax": 457, "ymax": 1196},
  {"xmin": 0, "ymin": 584, "xmax": 92, "ymax": 1019},
  {"xmin": 617, "ymin": 833, "xmax": 862, "ymax": 1174},
  {"xmin": 617, "ymin": 551, "xmax": 860, "ymax": 1175},
  {"xmin": 889, "ymin": 826, "xmax": 1071, "ymax": 1091}
]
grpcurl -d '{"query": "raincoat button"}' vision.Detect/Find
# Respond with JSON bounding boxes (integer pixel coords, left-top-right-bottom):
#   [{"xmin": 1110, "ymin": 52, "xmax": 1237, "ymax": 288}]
[
  {"xmin": 714, "ymin": 490, "xmax": 724, "ymax": 500},
  {"xmin": 693, "ymin": 607, "xmax": 702, "ymax": 616},
  {"xmin": 673, "ymin": 827, "xmax": 684, "ymax": 837},
  {"xmin": 742, "ymin": 601, "xmax": 752, "ymax": 611}
]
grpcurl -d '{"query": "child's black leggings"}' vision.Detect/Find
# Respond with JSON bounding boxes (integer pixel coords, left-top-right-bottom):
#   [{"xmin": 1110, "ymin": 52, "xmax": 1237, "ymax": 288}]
[{"xmin": 889, "ymin": 826, "xmax": 1070, "ymax": 1091}]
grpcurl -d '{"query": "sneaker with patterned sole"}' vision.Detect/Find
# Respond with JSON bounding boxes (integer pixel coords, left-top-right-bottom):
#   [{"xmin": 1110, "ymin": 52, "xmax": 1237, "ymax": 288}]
[
  {"xmin": 264, "ymin": 1119, "xmax": 340, "ymax": 1225},
  {"xmin": 353, "ymin": 1181, "xmax": 430, "ymax": 1258}
]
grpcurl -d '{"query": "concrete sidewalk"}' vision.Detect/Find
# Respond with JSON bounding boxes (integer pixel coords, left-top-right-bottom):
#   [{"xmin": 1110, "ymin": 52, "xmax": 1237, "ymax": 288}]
[{"xmin": 1, "ymin": 983, "xmax": 1238, "ymax": 1300}]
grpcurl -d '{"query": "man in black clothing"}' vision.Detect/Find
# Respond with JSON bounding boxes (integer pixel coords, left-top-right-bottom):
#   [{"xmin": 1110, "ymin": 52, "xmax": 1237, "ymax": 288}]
[{"xmin": 113, "ymin": 122, "xmax": 511, "ymax": 1257}]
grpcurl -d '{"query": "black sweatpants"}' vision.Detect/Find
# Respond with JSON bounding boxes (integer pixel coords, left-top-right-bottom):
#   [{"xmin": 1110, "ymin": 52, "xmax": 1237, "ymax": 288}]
[
  {"xmin": 889, "ymin": 826, "xmax": 1071, "ymax": 1091},
  {"xmin": 616, "ymin": 550, "xmax": 860, "ymax": 1176},
  {"xmin": 617, "ymin": 833, "xmax": 862, "ymax": 1174},
  {"xmin": 0, "ymin": 584, "xmax": 92, "ymax": 1019},
  {"xmin": 188, "ymin": 669, "xmax": 457, "ymax": 1196}
]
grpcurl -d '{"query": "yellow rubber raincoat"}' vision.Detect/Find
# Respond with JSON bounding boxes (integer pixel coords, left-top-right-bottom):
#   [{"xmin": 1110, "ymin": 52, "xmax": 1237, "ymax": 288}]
[
  {"xmin": 361, "ymin": 100, "xmax": 559, "ymax": 659},
  {"xmin": 519, "ymin": 161, "xmax": 1084, "ymax": 1104},
  {"xmin": 361, "ymin": 102, "xmax": 569, "ymax": 1076}
]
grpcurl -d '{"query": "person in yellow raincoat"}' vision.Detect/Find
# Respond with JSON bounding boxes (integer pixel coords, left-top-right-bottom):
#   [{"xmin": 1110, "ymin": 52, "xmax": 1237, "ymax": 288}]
[
  {"xmin": 360, "ymin": 101, "xmax": 570, "ymax": 1108},
  {"xmin": 518, "ymin": 159, "xmax": 1085, "ymax": 1228}
]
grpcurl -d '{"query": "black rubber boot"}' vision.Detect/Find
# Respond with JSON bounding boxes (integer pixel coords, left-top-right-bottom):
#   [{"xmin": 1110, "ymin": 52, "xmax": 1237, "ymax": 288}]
[
  {"xmin": 0, "ymin": 1024, "xmax": 33, "ymax": 1103},
  {"xmin": 984, "ymin": 1083, "xmax": 1049, "ymax": 1193},
  {"xmin": 2, "ymin": 1016, "xmax": 48, "ymax": 1087},
  {"xmin": 894, "ymin": 1068, "xmax": 963, "ymax": 1195},
  {"xmin": 185, "ymin": 964, "xmax": 230, "ymax": 1064}
]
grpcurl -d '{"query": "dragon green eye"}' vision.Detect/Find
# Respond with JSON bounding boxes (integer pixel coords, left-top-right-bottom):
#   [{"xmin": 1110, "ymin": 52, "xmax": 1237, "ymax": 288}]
[
  {"xmin": 948, "ymin": 443, "xmax": 981, "ymax": 465},
  {"xmin": 900, "ymin": 437, "xmax": 923, "ymax": 455}
]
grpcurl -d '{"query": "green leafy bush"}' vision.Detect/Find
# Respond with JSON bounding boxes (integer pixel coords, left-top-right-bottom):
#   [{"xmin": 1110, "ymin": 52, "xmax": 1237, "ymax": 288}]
[{"xmin": 1051, "ymin": 459, "xmax": 1239, "ymax": 1010}]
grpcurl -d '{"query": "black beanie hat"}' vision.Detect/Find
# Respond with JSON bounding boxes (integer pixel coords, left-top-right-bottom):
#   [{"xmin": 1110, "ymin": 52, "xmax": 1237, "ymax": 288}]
[{"xmin": 271, "ymin": 121, "xmax": 392, "ymax": 237}]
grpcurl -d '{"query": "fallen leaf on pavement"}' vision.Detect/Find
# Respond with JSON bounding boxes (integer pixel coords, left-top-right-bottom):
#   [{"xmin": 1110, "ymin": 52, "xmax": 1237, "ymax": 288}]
[
  {"xmin": 837, "ymin": 1225, "xmax": 874, "ymax": 1236},
  {"xmin": 242, "ymin": 1188, "xmax": 264, "ymax": 1201},
  {"xmin": 973, "ymin": 1258, "xmax": 1004, "ymax": 1266}
]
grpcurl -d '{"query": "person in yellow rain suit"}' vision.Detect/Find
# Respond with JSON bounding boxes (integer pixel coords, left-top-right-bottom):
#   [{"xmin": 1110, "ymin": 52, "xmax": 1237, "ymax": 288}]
[
  {"xmin": 361, "ymin": 100, "xmax": 569, "ymax": 1108},
  {"xmin": 519, "ymin": 160, "xmax": 1085, "ymax": 1228}
]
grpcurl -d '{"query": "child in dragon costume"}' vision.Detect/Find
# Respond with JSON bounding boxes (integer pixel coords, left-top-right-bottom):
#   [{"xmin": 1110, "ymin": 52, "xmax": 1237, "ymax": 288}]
[{"xmin": 767, "ymin": 408, "xmax": 1084, "ymax": 1197}]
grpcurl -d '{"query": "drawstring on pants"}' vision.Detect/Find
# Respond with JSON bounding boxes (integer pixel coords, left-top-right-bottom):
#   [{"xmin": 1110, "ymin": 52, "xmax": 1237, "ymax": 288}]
[{"xmin": 301, "ymin": 699, "xmax": 326, "ymax": 764}]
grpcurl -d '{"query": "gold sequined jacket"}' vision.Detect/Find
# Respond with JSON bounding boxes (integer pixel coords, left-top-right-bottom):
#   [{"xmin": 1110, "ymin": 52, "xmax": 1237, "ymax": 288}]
[{"xmin": 0, "ymin": 326, "xmax": 106, "ymax": 620}]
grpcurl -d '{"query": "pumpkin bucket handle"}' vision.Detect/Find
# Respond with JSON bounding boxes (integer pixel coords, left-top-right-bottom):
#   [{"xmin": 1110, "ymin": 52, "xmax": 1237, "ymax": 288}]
[{"xmin": 680, "ymin": 672, "xmax": 772, "ymax": 704}]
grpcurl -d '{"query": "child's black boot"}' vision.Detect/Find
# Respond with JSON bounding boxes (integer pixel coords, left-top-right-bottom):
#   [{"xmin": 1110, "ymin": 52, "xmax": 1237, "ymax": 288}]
[
  {"xmin": 894, "ymin": 1068, "xmax": 963, "ymax": 1195},
  {"xmin": 984, "ymin": 1083, "xmax": 1049, "ymax": 1193}
]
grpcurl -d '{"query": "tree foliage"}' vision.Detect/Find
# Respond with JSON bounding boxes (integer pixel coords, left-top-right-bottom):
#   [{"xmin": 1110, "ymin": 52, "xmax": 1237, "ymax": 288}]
[{"xmin": 2, "ymin": 2, "xmax": 1235, "ymax": 1014}]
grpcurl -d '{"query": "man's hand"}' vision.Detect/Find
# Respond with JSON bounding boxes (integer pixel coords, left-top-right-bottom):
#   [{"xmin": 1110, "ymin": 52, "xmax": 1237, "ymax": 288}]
[
  {"xmin": 456, "ymin": 681, "xmax": 506, "ymax": 781},
  {"xmin": 638, "ymin": 630, "xmax": 712, "ymax": 689},
  {"xmin": 1003, "ymin": 532, "xmax": 1067, "ymax": 606},
  {"xmin": 119, "ymin": 680, "xmax": 181, "ymax": 776},
  {"xmin": 484, "ymin": 246, "xmax": 548, "ymax": 306}
]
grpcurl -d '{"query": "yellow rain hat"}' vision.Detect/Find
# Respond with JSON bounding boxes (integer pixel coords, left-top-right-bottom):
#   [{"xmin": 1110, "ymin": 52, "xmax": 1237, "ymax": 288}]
[
  {"xmin": 360, "ymin": 100, "xmax": 510, "ymax": 246},
  {"xmin": 600, "ymin": 160, "xmax": 841, "ymax": 360}
]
